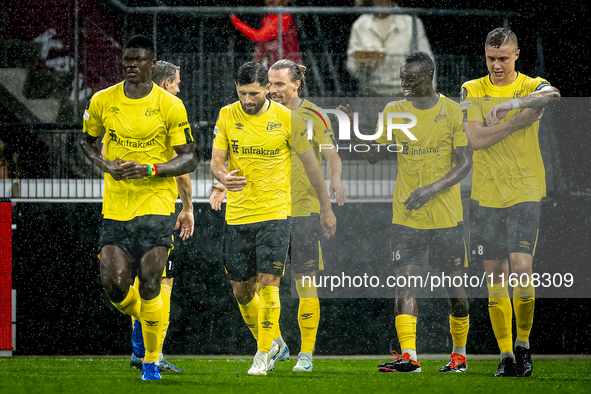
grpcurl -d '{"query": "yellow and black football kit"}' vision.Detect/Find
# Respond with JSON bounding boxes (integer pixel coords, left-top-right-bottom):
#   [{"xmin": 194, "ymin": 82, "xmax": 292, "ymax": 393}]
[
  {"xmin": 213, "ymin": 99, "xmax": 310, "ymax": 281},
  {"xmin": 85, "ymin": 81, "xmax": 193, "ymax": 365},
  {"xmin": 461, "ymin": 72, "xmax": 549, "ymax": 260},
  {"xmin": 462, "ymin": 72, "xmax": 548, "ymax": 356},
  {"xmin": 291, "ymin": 99, "xmax": 335, "ymax": 275},
  {"xmin": 376, "ymin": 95, "xmax": 467, "ymax": 268}
]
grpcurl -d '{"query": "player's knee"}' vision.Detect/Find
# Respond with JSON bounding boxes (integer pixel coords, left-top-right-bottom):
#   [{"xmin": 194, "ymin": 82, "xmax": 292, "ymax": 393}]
[
  {"xmin": 137, "ymin": 275, "xmax": 162, "ymax": 298},
  {"xmin": 449, "ymin": 297, "xmax": 469, "ymax": 317}
]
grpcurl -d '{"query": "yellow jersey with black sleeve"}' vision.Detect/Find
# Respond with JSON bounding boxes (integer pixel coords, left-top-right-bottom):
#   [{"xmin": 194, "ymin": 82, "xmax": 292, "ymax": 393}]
[
  {"xmin": 461, "ymin": 72, "xmax": 550, "ymax": 208},
  {"xmin": 292, "ymin": 99, "xmax": 335, "ymax": 217},
  {"xmin": 83, "ymin": 81, "xmax": 192, "ymax": 221},
  {"xmin": 212, "ymin": 99, "xmax": 310, "ymax": 225},
  {"xmin": 375, "ymin": 94, "xmax": 467, "ymax": 230}
]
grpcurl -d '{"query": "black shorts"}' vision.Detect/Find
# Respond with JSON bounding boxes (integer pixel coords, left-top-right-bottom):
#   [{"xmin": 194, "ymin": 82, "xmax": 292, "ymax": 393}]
[
  {"xmin": 99, "ymin": 215, "xmax": 175, "ymax": 268},
  {"xmin": 390, "ymin": 223, "xmax": 467, "ymax": 271},
  {"xmin": 291, "ymin": 214, "xmax": 324, "ymax": 275},
  {"xmin": 470, "ymin": 200, "xmax": 541, "ymax": 262},
  {"xmin": 223, "ymin": 219, "xmax": 291, "ymax": 282}
]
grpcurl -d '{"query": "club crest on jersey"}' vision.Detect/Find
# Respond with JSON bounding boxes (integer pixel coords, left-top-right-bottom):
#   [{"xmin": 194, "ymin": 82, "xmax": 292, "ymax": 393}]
[
  {"xmin": 266, "ymin": 122, "xmax": 282, "ymax": 130},
  {"xmin": 145, "ymin": 107, "xmax": 160, "ymax": 117}
]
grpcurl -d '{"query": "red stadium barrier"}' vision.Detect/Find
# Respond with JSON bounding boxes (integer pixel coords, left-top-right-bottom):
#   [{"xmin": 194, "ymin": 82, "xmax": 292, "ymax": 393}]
[{"xmin": 0, "ymin": 202, "xmax": 12, "ymax": 352}]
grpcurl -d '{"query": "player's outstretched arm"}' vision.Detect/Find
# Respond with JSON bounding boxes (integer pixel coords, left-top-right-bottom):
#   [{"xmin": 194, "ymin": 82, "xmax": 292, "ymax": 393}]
[
  {"xmin": 79, "ymin": 133, "xmax": 125, "ymax": 180},
  {"xmin": 486, "ymin": 86, "xmax": 561, "ymax": 127},
  {"xmin": 404, "ymin": 145, "xmax": 473, "ymax": 211},
  {"xmin": 209, "ymin": 184, "xmax": 228, "ymax": 211},
  {"xmin": 322, "ymin": 147, "xmax": 347, "ymax": 206},
  {"xmin": 298, "ymin": 147, "xmax": 337, "ymax": 238},
  {"xmin": 210, "ymin": 148, "xmax": 247, "ymax": 192},
  {"xmin": 175, "ymin": 173, "xmax": 194, "ymax": 240},
  {"xmin": 338, "ymin": 104, "xmax": 389, "ymax": 164}
]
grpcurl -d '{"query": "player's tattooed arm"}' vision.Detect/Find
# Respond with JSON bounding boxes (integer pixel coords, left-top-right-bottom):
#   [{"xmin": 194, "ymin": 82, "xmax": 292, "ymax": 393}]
[
  {"xmin": 210, "ymin": 148, "xmax": 247, "ymax": 192},
  {"xmin": 174, "ymin": 171, "xmax": 194, "ymax": 240},
  {"xmin": 486, "ymin": 86, "xmax": 560, "ymax": 127},
  {"xmin": 79, "ymin": 133, "xmax": 125, "ymax": 180},
  {"xmin": 404, "ymin": 145, "xmax": 473, "ymax": 211}
]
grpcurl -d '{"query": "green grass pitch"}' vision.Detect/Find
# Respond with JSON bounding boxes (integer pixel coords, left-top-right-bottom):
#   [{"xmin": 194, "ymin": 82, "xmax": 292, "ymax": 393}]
[{"xmin": 0, "ymin": 357, "xmax": 589, "ymax": 394}]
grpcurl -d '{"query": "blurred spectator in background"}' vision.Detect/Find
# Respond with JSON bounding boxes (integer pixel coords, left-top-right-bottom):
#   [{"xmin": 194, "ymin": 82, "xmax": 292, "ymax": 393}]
[
  {"xmin": 347, "ymin": 0, "xmax": 434, "ymax": 97},
  {"xmin": 1, "ymin": 128, "xmax": 50, "ymax": 179},
  {"xmin": 231, "ymin": 0, "xmax": 302, "ymax": 68}
]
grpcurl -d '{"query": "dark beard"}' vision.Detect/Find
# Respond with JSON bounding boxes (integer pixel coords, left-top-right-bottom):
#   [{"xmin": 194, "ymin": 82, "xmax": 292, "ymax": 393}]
[{"xmin": 241, "ymin": 98, "xmax": 266, "ymax": 115}]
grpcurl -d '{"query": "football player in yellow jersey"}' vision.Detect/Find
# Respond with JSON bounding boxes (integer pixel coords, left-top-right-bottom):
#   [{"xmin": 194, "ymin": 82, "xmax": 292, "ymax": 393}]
[
  {"xmin": 210, "ymin": 59, "xmax": 346, "ymax": 372},
  {"xmin": 461, "ymin": 28, "xmax": 560, "ymax": 378},
  {"xmin": 124, "ymin": 60, "xmax": 190, "ymax": 373},
  {"xmin": 79, "ymin": 35, "xmax": 197, "ymax": 381},
  {"xmin": 210, "ymin": 61, "xmax": 336, "ymax": 376},
  {"xmin": 341, "ymin": 52, "xmax": 473, "ymax": 373}
]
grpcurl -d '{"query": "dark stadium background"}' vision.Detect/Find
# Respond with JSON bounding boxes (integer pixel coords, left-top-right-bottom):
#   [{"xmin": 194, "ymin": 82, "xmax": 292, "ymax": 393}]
[{"xmin": 1, "ymin": 0, "xmax": 590, "ymax": 355}]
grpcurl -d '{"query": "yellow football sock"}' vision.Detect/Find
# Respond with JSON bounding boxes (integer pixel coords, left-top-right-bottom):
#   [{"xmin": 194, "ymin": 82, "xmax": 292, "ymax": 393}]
[
  {"xmin": 111, "ymin": 285, "xmax": 141, "ymax": 321},
  {"xmin": 238, "ymin": 292, "xmax": 262, "ymax": 341},
  {"xmin": 395, "ymin": 314, "xmax": 417, "ymax": 352},
  {"xmin": 296, "ymin": 278, "xmax": 320, "ymax": 354},
  {"xmin": 258, "ymin": 286, "xmax": 280, "ymax": 353},
  {"xmin": 131, "ymin": 277, "xmax": 140, "ymax": 327},
  {"xmin": 449, "ymin": 315, "xmax": 469, "ymax": 348},
  {"xmin": 140, "ymin": 295, "xmax": 163, "ymax": 363},
  {"xmin": 513, "ymin": 281, "xmax": 535, "ymax": 342},
  {"xmin": 487, "ymin": 281, "xmax": 513, "ymax": 353},
  {"xmin": 158, "ymin": 283, "xmax": 172, "ymax": 354}
]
